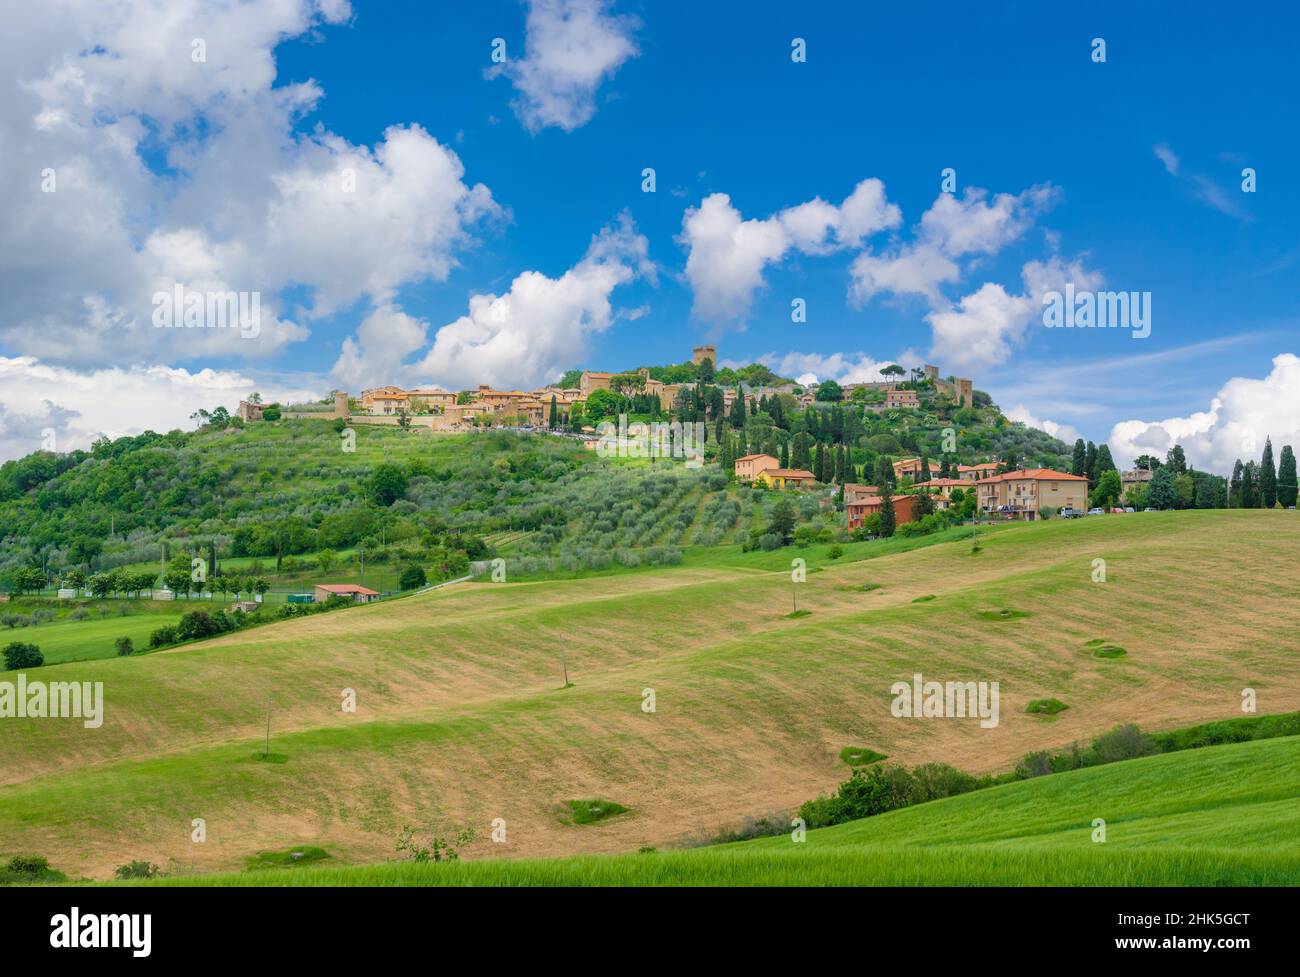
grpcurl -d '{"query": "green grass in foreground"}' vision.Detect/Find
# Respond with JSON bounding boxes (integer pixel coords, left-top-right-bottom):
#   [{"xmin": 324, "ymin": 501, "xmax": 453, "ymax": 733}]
[{"xmin": 115, "ymin": 736, "xmax": 1300, "ymax": 886}]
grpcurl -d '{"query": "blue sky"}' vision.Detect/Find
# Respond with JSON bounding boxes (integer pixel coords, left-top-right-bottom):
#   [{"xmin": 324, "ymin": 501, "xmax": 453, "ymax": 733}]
[{"xmin": 1, "ymin": 0, "xmax": 1297, "ymax": 470}]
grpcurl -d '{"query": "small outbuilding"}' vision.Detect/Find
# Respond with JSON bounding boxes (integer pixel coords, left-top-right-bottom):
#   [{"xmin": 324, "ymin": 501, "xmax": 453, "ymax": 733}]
[{"xmin": 313, "ymin": 583, "xmax": 380, "ymax": 604}]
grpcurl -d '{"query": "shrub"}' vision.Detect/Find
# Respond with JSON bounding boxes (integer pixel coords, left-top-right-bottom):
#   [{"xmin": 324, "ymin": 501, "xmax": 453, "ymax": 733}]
[
  {"xmin": 909, "ymin": 762, "xmax": 979, "ymax": 803},
  {"xmin": 0, "ymin": 855, "xmax": 65, "ymax": 883},
  {"xmin": 114, "ymin": 636, "xmax": 134, "ymax": 656},
  {"xmin": 399, "ymin": 564, "xmax": 427, "ymax": 590},
  {"xmin": 828, "ymin": 544, "xmax": 844, "ymax": 559},
  {"xmin": 149, "ymin": 626, "xmax": 179, "ymax": 648},
  {"xmin": 758, "ymin": 533, "xmax": 782, "ymax": 551},
  {"xmin": 1015, "ymin": 751, "xmax": 1054, "ymax": 779},
  {"xmin": 2, "ymin": 641, "xmax": 43, "ymax": 670},
  {"xmin": 177, "ymin": 610, "xmax": 222, "ymax": 641},
  {"xmin": 1090, "ymin": 724, "xmax": 1157, "ymax": 764},
  {"xmin": 114, "ymin": 860, "xmax": 160, "ymax": 880}
]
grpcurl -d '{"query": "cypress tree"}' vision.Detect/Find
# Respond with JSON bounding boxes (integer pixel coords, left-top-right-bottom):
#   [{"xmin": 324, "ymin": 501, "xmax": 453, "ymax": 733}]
[
  {"xmin": 549, "ymin": 394, "xmax": 558, "ymax": 430},
  {"xmin": 729, "ymin": 395, "xmax": 746, "ymax": 430},
  {"xmin": 814, "ymin": 442, "xmax": 826, "ymax": 482},
  {"xmin": 1260, "ymin": 437, "xmax": 1277, "ymax": 508},
  {"xmin": 1071, "ymin": 438, "xmax": 1087, "ymax": 476},
  {"xmin": 1278, "ymin": 444, "xmax": 1297, "ymax": 508},
  {"xmin": 920, "ymin": 455, "xmax": 931, "ymax": 483},
  {"xmin": 1085, "ymin": 441, "xmax": 1098, "ymax": 488},
  {"xmin": 1095, "ymin": 444, "xmax": 1116, "ymax": 477},
  {"xmin": 780, "ymin": 439, "xmax": 790, "ymax": 469},
  {"xmin": 879, "ymin": 490, "xmax": 896, "ymax": 538},
  {"xmin": 1229, "ymin": 459, "xmax": 1244, "ymax": 507},
  {"xmin": 1241, "ymin": 461, "xmax": 1259, "ymax": 508}
]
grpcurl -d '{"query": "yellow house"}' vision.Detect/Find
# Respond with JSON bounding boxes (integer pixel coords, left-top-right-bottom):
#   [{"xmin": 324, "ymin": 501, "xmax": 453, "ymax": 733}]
[{"xmin": 758, "ymin": 468, "xmax": 816, "ymax": 489}]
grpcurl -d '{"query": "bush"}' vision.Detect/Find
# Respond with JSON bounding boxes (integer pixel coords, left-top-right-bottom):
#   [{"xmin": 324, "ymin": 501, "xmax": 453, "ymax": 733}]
[
  {"xmin": 827, "ymin": 545, "xmax": 844, "ymax": 559},
  {"xmin": 758, "ymin": 533, "xmax": 782, "ymax": 551},
  {"xmin": 0, "ymin": 855, "xmax": 65, "ymax": 883},
  {"xmin": 909, "ymin": 762, "xmax": 979, "ymax": 803},
  {"xmin": 114, "ymin": 860, "xmax": 160, "ymax": 880},
  {"xmin": 1015, "ymin": 751, "xmax": 1053, "ymax": 779},
  {"xmin": 399, "ymin": 564, "xmax": 427, "ymax": 590},
  {"xmin": 149, "ymin": 626, "xmax": 179, "ymax": 648},
  {"xmin": 1090, "ymin": 724, "xmax": 1157, "ymax": 764},
  {"xmin": 2, "ymin": 641, "xmax": 43, "ymax": 670},
  {"xmin": 177, "ymin": 610, "xmax": 222, "ymax": 641},
  {"xmin": 115, "ymin": 636, "xmax": 134, "ymax": 656}
]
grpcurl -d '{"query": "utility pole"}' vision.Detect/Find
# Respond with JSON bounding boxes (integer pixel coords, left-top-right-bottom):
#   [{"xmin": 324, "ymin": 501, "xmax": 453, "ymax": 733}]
[{"xmin": 561, "ymin": 649, "xmax": 569, "ymax": 688}]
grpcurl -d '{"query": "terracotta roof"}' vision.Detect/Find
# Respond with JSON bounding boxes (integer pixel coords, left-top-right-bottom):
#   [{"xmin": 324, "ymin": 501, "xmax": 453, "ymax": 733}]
[
  {"xmin": 981, "ymin": 468, "xmax": 1087, "ymax": 483},
  {"xmin": 957, "ymin": 462, "xmax": 1002, "ymax": 471},
  {"xmin": 315, "ymin": 583, "xmax": 380, "ymax": 596},
  {"xmin": 847, "ymin": 494, "xmax": 916, "ymax": 508},
  {"xmin": 736, "ymin": 453, "xmax": 778, "ymax": 462},
  {"xmin": 918, "ymin": 478, "xmax": 966, "ymax": 487},
  {"xmin": 765, "ymin": 468, "xmax": 815, "ymax": 479}
]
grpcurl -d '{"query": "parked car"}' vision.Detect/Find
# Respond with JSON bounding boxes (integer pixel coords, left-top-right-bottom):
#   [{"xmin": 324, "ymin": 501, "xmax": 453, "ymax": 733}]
[
  {"xmin": 1058, "ymin": 507, "xmax": 1084, "ymax": 519},
  {"xmin": 1143, "ymin": 507, "xmax": 1156, "ymax": 512},
  {"xmin": 1087, "ymin": 507, "xmax": 1105, "ymax": 515},
  {"xmin": 1123, "ymin": 507, "xmax": 1135, "ymax": 513},
  {"xmin": 1110, "ymin": 507, "xmax": 1126, "ymax": 514}
]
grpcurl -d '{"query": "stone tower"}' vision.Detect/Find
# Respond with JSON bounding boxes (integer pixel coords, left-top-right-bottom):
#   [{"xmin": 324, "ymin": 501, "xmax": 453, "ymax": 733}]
[
  {"xmin": 692, "ymin": 344, "xmax": 717, "ymax": 367},
  {"xmin": 333, "ymin": 390, "xmax": 349, "ymax": 417}
]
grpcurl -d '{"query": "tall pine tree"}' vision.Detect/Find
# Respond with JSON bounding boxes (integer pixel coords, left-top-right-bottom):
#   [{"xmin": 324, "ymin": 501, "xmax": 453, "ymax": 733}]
[
  {"xmin": 1085, "ymin": 441, "xmax": 1098, "ymax": 489},
  {"xmin": 1260, "ymin": 437, "xmax": 1277, "ymax": 509},
  {"xmin": 879, "ymin": 490, "xmax": 896, "ymax": 538},
  {"xmin": 1229, "ymin": 459, "xmax": 1244, "ymax": 507},
  {"xmin": 1278, "ymin": 444, "xmax": 1298, "ymax": 508},
  {"xmin": 1071, "ymin": 438, "xmax": 1087, "ymax": 476}
]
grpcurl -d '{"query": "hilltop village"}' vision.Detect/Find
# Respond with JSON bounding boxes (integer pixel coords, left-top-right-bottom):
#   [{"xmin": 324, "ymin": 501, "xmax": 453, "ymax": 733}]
[{"xmin": 227, "ymin": 347, "xmax": 1151, "ymax": 528}]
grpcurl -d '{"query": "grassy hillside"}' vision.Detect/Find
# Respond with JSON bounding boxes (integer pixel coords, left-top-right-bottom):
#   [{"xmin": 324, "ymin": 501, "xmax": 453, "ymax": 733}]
[
  {"xmin": 2, "ymin": 509, "xmax": 1298, "ymax": 879},
  {"xmin": 132, "ymin": 735, "xmax": 1300, "ymax": 886}
]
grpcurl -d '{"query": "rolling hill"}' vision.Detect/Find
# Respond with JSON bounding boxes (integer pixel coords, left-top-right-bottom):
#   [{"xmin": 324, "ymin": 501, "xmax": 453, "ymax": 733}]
[
  {"xmin": 137, "ymin": 734, "xmax": 1300, "ymax": 886},
  {"xmin": 3, "ymin": 509, "xmax": 1299, "ymax": 880}
]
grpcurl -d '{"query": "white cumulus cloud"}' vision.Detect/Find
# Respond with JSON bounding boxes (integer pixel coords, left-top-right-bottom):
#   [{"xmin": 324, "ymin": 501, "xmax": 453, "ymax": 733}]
[
  {"xmin": 1109, "ymin": 353, "xmax": 1300, "ymax": 473},
  {"xmin": 334, "ymin": 216, "xmax": 652, "ymax": 393},
  {"xmin": 0, "ymin": 356, "xmax": 319, "ymax": 461},
  {"xmin": 680, "ymin": 180, "xmax": 901, "ymax": 325},
  {"xmin": 489, "ymin": 0, "xmax": 640, "ymax": 133}
]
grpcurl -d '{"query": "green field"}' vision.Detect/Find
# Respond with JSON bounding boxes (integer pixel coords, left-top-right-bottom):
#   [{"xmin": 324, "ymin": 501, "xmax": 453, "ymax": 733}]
[
  {"xmin": 3, "ymin": 510, "xmax": 1298, "ymax": 883},
  {"xmin": 6, "ymin": 611, "xmax": 185, "ymax": 665},
  {"xmin": 132, "ymin": 736, "xmax": 1300, "ymax": 886}
]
